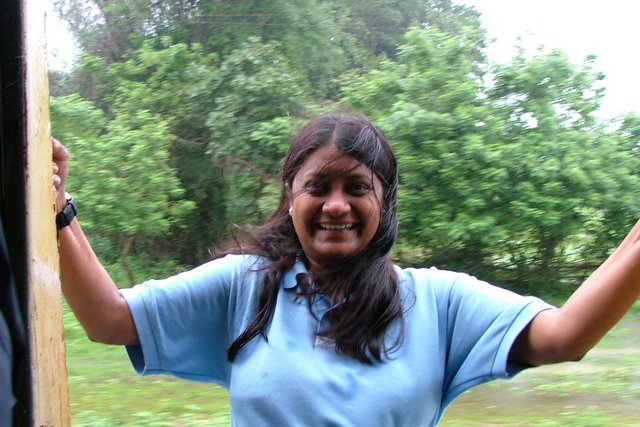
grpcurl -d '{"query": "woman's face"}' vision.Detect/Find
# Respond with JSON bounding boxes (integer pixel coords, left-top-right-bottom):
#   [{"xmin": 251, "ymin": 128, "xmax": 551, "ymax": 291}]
[{"xmin": 289, "ymin": 144, "xmax": 384, "ymax": 273}]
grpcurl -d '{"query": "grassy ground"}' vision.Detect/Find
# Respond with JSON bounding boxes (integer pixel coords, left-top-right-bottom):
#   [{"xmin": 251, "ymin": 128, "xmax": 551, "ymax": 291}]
[
  {"xmin": 64, "ymin": 304, "xmax": 640, "ymax": 426},
  {"xmin": 440, "ymin": 313, "xmax": 640, "ymax": 426}
]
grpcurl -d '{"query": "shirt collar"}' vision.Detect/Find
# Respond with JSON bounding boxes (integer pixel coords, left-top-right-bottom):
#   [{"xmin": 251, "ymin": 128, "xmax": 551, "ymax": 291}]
[{"xmin": 282, "ymin": 255, "xmax": 310, "ymax": 290}]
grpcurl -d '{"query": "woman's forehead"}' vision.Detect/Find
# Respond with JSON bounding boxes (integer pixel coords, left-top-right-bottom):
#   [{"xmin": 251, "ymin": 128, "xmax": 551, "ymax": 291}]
[{"xmin": 296, "ymin": 145, "xmax": 373, "ymax": 180}]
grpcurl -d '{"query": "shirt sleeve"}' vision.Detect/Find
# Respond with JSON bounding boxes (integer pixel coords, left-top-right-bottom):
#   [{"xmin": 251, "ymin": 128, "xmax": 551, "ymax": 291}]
[
  {"xmin": 423, "ymin": 268, "xmax": 554, "ymax": 408},
  {"xmin": 121, "ymin": 254, "xmax": 258, "ymax": 385}
]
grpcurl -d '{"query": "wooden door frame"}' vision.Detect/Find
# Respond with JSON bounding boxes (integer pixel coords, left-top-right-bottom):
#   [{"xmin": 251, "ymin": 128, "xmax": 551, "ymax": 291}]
[{"xmin": 1, "ymin": 1, "xmax": 71, "ymax": 425}]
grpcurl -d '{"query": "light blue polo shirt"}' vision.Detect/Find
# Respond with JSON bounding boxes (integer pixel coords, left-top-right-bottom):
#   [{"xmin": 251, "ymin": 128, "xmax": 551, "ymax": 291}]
[{"xmin": 121, "ymin": 254, "xmax": 552, "ymax": 426}]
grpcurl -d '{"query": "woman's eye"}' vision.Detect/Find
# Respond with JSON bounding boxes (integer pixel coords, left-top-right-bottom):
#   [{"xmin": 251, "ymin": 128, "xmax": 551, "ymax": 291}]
[
  {"xmin": 305, "ymin": 181, "xmax": 327, "ymax": 195},
  {"xmin": 350, "ymin": 183, "xmax": 371, "ymax": 195}
]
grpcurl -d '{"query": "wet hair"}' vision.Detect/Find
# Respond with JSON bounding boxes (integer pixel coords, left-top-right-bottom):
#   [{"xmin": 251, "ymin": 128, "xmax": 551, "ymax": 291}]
[{"xmin": 226, "ymin": 113, "xmax": 403, "ymax": 364}]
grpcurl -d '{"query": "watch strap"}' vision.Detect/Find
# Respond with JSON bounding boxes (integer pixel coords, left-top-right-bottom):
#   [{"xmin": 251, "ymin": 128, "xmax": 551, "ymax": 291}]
[{"xmin": 56, "ymin": 193, "xmax": 77, "ymax": 230}]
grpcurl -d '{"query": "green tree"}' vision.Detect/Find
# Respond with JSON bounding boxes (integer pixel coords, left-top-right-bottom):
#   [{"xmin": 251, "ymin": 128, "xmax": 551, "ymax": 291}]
[
  {"xmin": 53, "ymin": 0, "xmax": 434, "ymax": 99},
  {"xmin": 50, "ymin": 94, "xmax": 195, "ymax": 284},
  {"xmin": 73, "ymin": 40, "xmax": 231, "ymax": 264},
  {"xmin": 341, "ymin": 27, "xmax": 639, "ymax": 294},
  {"xmin": 328, "ymin": 0, "xmax": 425, "ymax": 58},
  {"xmin": 53, "ymin": 0, "xmax": 152, "ymax": 62},
  {"xmin": 206, "ymin": 37, "xmax": 308, "ymax": 228},
  {"xmin": 49, "ymin": 2, "xmax": 640, "ymax": 297},
  {"xmin": 341, "ymin": 26, "xmax": 495, "ymax": 273},
  {"xmin": 483, "ymin": 48, "xmax": 636, "ymax": 291},
  {"xmin": 423, "ymin": 0, "xmax": 483, "ymax": 36}
]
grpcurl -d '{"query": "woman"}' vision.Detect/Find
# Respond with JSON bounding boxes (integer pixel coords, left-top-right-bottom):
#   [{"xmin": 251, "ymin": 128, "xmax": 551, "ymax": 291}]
[{"xmin": 53, "ymin": 113, "xmax": 640, "ymax": 425}]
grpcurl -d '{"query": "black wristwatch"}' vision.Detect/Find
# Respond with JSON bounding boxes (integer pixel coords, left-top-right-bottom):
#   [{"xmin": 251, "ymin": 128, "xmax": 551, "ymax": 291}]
[{"xmin": 56, "ymin": 192, "xmax": 77, "ymax": 230}]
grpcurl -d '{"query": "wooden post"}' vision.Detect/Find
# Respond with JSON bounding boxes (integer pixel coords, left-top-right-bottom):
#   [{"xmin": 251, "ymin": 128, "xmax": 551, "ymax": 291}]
[{"xmin": 22, "ymin": 0, "xmax": 71, "ymax": 424}]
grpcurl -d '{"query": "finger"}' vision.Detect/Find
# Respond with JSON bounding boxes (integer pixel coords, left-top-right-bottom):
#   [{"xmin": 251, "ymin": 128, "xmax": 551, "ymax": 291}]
[{"xmin": 51, "ymin": 137, "xmax": 68, "ymax": 161}]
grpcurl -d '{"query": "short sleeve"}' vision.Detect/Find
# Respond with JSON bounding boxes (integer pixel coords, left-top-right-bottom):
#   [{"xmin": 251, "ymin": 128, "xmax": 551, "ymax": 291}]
[
  {"xmin": 441, "ymin": 271, "xmax": 553, "ymax": 406},
  {"xmin": 121, "ymin": 254, "xmax": 258, "ymax": 385},
  {"xmin": 402, "ymin": 266, "xmax": 554, "ymax": 413}
]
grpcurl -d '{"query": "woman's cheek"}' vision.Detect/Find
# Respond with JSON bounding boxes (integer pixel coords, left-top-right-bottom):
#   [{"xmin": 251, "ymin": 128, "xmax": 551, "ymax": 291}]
[{"xmin": 362, "ymin": 196, "xmax": 381, "ymax": 219}]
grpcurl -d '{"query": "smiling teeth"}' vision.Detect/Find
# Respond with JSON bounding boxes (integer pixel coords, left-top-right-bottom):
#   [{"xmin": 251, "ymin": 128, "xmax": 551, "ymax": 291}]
[{"xmin": 320, "ymin": 224, "xmax": 354, "ymax": 230}]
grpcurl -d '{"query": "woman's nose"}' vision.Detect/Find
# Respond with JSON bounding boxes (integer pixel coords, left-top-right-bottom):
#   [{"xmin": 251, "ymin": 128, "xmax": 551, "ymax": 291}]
[{"xmin": 322, "ymin": 191, "xmax": 350, "ymax": 216}]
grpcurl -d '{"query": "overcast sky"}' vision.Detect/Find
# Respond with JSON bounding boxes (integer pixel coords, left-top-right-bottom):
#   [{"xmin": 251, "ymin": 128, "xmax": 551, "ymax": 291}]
[
  {"xmin": 47, "ymin": 1, "xmax": 639, "ymax": 119},
  {"xmin": 457, "ymin": 0, "xmax": 640, "ymax": 119}
]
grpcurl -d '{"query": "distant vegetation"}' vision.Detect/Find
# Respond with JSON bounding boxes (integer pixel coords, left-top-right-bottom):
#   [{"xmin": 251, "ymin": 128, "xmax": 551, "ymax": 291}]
[{"xmin": 50, "ymin": 0, "xmax": 640, "ymax": 297}]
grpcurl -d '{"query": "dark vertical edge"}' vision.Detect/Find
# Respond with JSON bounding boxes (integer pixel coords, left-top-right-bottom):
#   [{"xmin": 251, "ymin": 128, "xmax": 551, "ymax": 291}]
[{"xmin": 0, "ymin": 0, "xmax": 32, "ymax": 425}]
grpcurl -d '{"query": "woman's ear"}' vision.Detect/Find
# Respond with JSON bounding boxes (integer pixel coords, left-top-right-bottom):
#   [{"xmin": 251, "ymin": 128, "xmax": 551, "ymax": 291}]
[{"xmin": 284, "ymin": 183, "xmax": 293, "ymax": 214}]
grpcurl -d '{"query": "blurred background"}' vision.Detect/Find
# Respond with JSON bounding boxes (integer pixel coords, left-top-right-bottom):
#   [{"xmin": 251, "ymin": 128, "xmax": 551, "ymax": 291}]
[{"xmin": 47, "ymin": 1, "xmax": 640, "ymax": 425}]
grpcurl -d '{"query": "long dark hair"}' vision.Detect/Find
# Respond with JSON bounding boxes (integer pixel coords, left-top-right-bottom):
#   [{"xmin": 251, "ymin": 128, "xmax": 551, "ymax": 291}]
[{"xmin": 226, "ymin": 113, "xmax": 402, "ymax": 363}]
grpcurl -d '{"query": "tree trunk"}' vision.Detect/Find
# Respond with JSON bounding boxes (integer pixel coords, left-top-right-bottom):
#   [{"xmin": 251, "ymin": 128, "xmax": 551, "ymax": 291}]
[{"xmin": 120, "ymin": 236, "xmax": 137, "ymax": 286}]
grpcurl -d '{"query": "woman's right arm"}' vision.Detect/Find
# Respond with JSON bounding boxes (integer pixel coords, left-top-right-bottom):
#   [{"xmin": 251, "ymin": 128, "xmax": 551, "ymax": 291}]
[{"xmin": 53, "ymin": 138, "xmax": 139, "ymax": 345}]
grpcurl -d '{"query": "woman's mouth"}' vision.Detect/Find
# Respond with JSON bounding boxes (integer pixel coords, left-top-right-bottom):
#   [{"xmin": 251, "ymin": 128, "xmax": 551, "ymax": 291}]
[{"xmin": 318, "ymin": 223, "xmax": 355, "ymax": 231}]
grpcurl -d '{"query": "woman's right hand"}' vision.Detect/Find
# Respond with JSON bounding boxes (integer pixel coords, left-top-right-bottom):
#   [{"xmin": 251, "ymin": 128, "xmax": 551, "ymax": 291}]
[
  {"xmin": 52, "ymin": 138, "xmax": 69, "ymax": 213},
  {"xmin": 52, "ymin": 138, "xmax": 139, "ymax": 345}
]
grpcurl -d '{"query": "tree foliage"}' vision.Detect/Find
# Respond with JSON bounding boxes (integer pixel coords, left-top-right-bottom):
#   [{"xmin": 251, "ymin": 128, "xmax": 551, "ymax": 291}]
[
  {"xmin": 53, "ymin": 0, "xmax": 431, "ymax": 99},
  {"xmin": 50, "ymin": 1, "xmax": 640, "ymax": 296},
  {"xmin": 206, "ymin": 37, "xmax": 309, "ymax": 226},
  {"xmin": 50, "ymin": 94, "xmax": 195, "ymax": 284},
  {"xmin": 341, "ymin": 27, "xmax": 639, "ymax": 293}
]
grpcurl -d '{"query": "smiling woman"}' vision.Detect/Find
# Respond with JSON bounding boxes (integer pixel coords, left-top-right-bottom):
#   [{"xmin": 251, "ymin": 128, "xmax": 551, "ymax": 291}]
[
  {"xmin": 289, "ymin": 144, "xmax": 384, "ymax": 274},
  {"xmin": 225, "ymin": 114, "xmax": 403, "ymax": 366},
  {"xmin": 53, "ymin": 112, "xmax": 640, "ymax": 426},
  {"xmin": 289, "ymin": 144, "xmax": 383, "ymax": 272}
]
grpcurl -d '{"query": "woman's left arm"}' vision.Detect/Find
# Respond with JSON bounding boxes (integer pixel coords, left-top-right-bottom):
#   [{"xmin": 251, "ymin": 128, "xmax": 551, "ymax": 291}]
[{"xmin": 510, "ymin": 219, "xmax": 640, "ymax": 366}]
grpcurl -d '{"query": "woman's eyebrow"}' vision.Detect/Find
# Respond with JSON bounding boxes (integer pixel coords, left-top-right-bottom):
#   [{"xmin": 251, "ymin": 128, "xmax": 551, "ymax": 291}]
[
  {"xmin": 306, "ymin": 170, "xmax": 370, "ymax": 183},
  {"xmin": 301, "ymin": 161, "xmax": 372, "ymax": 183},
  {"xmin": 303, "ymin": 171, "xmax": 326, "ymax": 181}
]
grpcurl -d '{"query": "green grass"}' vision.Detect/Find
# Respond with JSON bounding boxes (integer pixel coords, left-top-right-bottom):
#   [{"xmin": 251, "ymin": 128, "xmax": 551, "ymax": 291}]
[
  {"xmin": 440, "ymin": 312, "xmax": 640, "ymax": 426},
  {"xmin": 64, "ymin": 305, "xmax": 230, "ymax": 426},
  {"xmin": 64, "ymin": 305, "xmax": 640, "ymax": 426}
]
